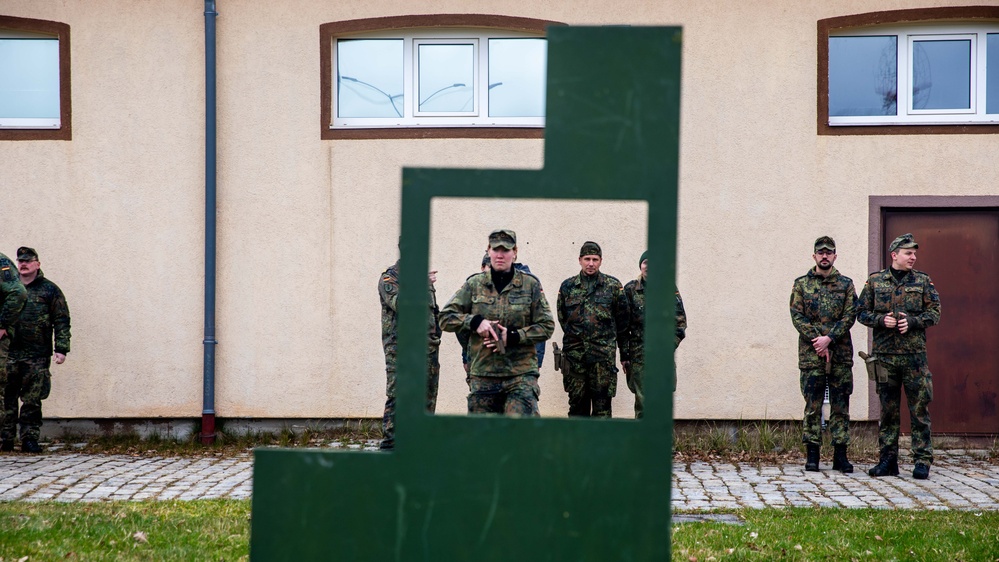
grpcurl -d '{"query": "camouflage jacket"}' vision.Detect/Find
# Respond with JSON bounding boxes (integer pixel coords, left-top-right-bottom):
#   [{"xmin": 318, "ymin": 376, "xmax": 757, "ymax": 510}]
[
  {"xmin": 0, "ymin": 252, "xmax": 26, "ymax": 334},
  {"xmin": 9, "ymin": 271, "xmax": 71, "ymax": 361},
  {"xmin": 439, "ymin": 269, "xmax": 554, "ymax": 378},
  {"xmin": 623, "ymin": 277, "xmax": 686, "ymax": 362},
  {"xmin": 857, "ymin": 268, "xmax": 940, "ymax": 354},
  {"xmin": 379, "ymin": 261, "xmax": 442, "ymax": 372},
  {"xmin": 789, "ymin": 267, "xmax": 857, "ymax": 368},
  {"xmin": 556, "ymin": 272, "xmax": 630, "ymax": 365}
]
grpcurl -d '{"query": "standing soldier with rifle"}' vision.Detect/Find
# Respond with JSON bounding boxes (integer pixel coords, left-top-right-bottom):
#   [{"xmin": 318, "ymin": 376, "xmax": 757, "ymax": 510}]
[{"xmin": 789, "ymin": 236, "xmax": 858, "ymax": 473}]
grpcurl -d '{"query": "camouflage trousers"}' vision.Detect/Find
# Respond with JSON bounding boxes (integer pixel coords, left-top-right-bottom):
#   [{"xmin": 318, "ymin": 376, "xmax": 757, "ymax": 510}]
[
  {"xmin": 381, "ymin": 349, "xmax": 440, "ymax": 450},
  {"xmin": 625, "ymin": 361, "xmax": 677, "ymax": 419},
  {"xmin": 0, "ymin": 338, "xmax": 8, "ymax": 436},
  {"xmin": 876, "ymin": 352, "xmax": 933, "ymax": 464},
  {"xmin": 799, "ymin": 364, "xmax": 853, "ymax": 446},
  {"xmin": 564, "ymin": 361, "xmax": 617, "ymax": 418},
  {"xmin": 468, "ymin": 374, "xmax": 540, "ymax": 416},
  {"xmin": 2, "ymin": 357, "xmax": 52, "ymax": 442}
]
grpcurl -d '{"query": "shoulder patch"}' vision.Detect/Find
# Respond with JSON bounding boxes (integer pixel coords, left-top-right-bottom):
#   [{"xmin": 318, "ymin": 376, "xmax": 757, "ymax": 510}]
[{"xmin": 0, "ymin": 266, "xmax": 15, "ymax": 283}]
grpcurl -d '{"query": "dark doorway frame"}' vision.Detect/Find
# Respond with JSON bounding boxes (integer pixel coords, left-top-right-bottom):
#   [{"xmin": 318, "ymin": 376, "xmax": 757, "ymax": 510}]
[{"xmin": 867, "ymin": 195, "xmax": 999, "ymax": 423}]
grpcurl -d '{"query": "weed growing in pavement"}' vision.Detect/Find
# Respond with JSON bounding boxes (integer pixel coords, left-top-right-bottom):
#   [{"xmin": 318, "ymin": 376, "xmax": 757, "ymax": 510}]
[{"xmin": 672, "ymin": 420, "xmax": 882, "ymax": 463}]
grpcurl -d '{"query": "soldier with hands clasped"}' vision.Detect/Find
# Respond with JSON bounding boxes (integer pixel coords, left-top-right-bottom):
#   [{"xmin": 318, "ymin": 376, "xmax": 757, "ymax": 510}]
[
  {"xmin": 859, "ymin": 233, "xmax": 940, "ymax": 480},
  {"xmin": 789, "ymin": 237, "xmax": 857, "ymax": 473}
]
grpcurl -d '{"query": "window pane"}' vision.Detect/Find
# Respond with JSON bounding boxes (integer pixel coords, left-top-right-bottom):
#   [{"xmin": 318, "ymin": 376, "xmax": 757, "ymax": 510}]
[
  {"xmin": 488, "ymin": 39, "xmax": 546, "ymax": 117},
  {"xmin": 0, "ymin": 38, "xmax": 59, "ymax": 119},
  {"xmin": 912, "ymin": 39, "xmax": 971, "ymax": 110},
  {"xmin": 336, "ymin": 39, "xmax": 404, "ymax": 118},
  {"xmin": 988, "ymin": 34, "xmax": 999, "ymax": 114},
  {"xmin": 829, "ymin": 36, "xmax": 897, "ymax": 116},
  {"xmin": 418, "ymin": 44, "xmax": 474, "ymax": 113}
]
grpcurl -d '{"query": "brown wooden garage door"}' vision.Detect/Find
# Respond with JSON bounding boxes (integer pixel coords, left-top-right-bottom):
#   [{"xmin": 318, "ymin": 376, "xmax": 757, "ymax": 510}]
[{"xmin": 883, "ymin": 209, "xmax": 999, "ymax": 435}]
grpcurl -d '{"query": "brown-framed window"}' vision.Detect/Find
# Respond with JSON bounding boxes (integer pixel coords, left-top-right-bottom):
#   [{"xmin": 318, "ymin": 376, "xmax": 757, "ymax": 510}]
[
  {"xmin": 818, "ymin": 6, "xmax": 999, "ymax": 135},
  {"xmin": 320, "ymin": 15, "xmax": 562, "ymax": 140},
  {"xmin": 0, "ymin": 15, "xmax": 71, "ymax": 141}
]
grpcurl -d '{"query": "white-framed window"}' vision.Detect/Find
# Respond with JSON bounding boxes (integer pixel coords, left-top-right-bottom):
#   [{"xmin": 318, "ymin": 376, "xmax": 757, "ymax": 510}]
[
  {"xmin": 0, "ymin": 28, "xmax": 61, "ymax": 129},
  {"xmin": 828, "ymin": 23, "xmax": 999, "ymax": 126},
  {"xmin": 332, "ymin": 29, "xmax": 546, "ymax": 128}
]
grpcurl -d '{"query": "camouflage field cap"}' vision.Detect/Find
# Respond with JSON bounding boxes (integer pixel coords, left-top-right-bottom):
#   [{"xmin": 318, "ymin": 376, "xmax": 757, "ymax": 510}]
[
  {"xmin": 17, "ymin": 246, "xmax": 38, "ymax": 261},
  {"xmin": 480, "ymin": 252, "xmax": 491, "ymax": 267},
  {"xmin": 888, "ymin": 233, "xmax": 918, "ymax": 253},
  {"xmin": 579, "ymin": 241, "xmax": 602, "ymax": 257},
  {"xmin": 814, "ymin": 236, "xmax": 836, "ymax": 252},
  {"xmin": 488, "ymin": 229, "xmax": 517, "ymax": 250}
]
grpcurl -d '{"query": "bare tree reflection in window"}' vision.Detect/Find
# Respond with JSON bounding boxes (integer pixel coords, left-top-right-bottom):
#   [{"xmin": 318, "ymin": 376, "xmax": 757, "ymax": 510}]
[
  {"xmin": 875, "ymin": 42, "xmax": 898, "ymax": 114},
  {"xmin": 911, "ymin": 42, "xmax": 932, "ymax": 109}
]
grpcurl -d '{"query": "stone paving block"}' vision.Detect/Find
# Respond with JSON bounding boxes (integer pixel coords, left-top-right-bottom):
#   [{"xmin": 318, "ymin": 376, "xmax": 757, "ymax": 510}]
[{"xmin": 2, "ymin": 453, "xmax": 998, "ymax": 510}]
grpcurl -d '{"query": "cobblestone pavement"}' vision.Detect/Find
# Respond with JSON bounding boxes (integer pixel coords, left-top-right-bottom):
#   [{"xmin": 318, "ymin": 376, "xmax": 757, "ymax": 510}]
[{"xmin": 1, "ymin": 447, "xmax": 997, "ymax": 510}]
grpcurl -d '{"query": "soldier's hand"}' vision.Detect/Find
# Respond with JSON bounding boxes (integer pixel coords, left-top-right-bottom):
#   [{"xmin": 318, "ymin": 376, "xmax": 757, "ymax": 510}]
[
  {"xmin": 883, "ymin": 312, "xmax": 897, "ymax": 329},
  {"xmin": 54, "ymin": 353, "xmax": 66, "ymax": 365},
  {"xmin": 476, "ymin": 319, "xmax": 499, "ymax": 341},
  {"xmin": 483, "ymin": 324, "xmax": 508, "ymax": 353},
  {"xmin": 428, "ymin": 270, "xmax": 438, "ymax": 284},
  {"xmin": 621, "ymin": 360, "xmax": 630, "ymax": 375},
  {"xmin": 0, "ymin": 328, "xmax": 6, "ymax": 340},
  {"xmin": 897, "ymin": 313, "xmax": 909, "ymax": 334},
  {"xmin": 811, "ymin": 335, "xmax": 832, "ymax": 354}
]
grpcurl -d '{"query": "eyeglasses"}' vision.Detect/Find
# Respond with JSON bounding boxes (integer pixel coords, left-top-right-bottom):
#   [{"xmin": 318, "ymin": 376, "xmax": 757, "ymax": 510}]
[{"xmin": 16, "ymin": 258, "xmax": 37, "ymax": 263}]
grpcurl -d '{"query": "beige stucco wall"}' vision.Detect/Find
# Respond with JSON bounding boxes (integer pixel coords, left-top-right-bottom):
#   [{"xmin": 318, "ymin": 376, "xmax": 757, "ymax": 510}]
[{"xmin": 2, "ymin": 0, "xmax": 996, "ymax": 423}]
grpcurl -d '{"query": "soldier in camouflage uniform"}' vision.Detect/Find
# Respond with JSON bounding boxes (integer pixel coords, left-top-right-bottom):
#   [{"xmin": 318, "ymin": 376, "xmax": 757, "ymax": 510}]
[
  {"xmin": 789, "ymin": 236, "xmax": 857, "ymax": 473},
  {"xmin": 556, "ymin": 241, "xmax": 630, "ymax": 418},
  {"xmin": 4, "ymin": 247, "xmax": 69, "ymax": 453},
  {"xmin": 858, "ymin": 233, "xmax": 940, "ymax": 480},
  {"xmin": 378, "ymin": 259, "xmax": 442, "ymax": 450},
  {"xmin": 0, "ymin": 251, "xmax": 28, "ymax": 453},
  {"xmin": 622, "ymin": 250, "xmax": 686, "ymax": 419},
  {"xmin": 439, "ymin": 229, "xmax": 554, "ymax": 416},
  {"xmin": 458, "ymin": 254, "xmax": 546, "ymax": 385}
]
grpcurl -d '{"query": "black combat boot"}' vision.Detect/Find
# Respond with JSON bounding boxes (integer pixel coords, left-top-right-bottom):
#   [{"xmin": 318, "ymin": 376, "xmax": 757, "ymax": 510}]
[
  {"xmin": 0, "ymin": 440, "xmax": 13, "ymax": 452},
  {"xmin": 912, "ymin": 462, "xmax": 930, "ymax": 480},
  {"xmin": 868, "ymin": 451, "xmax": 899, "ymax": 477},
  {"xmin": 21, "ymin": 439, "xmax": 42, "ymax": 454},
  {"xmin": 805, "ymin": 443, "xmax": 820, "ymax": 472},
  {"xmin": 832, "ymin": 444, "xmax": 853, "ymax": 473}
]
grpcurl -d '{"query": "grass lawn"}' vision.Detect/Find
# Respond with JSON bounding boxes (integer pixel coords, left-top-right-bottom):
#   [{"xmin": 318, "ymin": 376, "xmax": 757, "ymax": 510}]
[
  {"xmin": 0, "ymin": 500, "xmax": 250, "ymax": 561},
  {"xmin": 1, "ymin": 502, "xmax": 996, "ymax": 561}
]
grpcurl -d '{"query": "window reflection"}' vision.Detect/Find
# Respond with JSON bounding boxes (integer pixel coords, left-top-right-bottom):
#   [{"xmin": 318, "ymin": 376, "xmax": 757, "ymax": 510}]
[
  {"xmin": 829, "ymin": 36, "xmax": 897, "ymax": 116},
  {"xmin": 0, "ymin": 38, "xmax": 59, "ymax": 119},
  {"xmin": 913, "ymin": 39, "xmax": 971, "ymax": 110},
  {"xmin": 986, "ymin": 34, "xmax": 998, "ymax": 114},
  {"xmin": 418, "ymin": 43, "xmax": 474, "ymax": 113},
  {"xmin": 488, "ymin": 39, "xmax": 547, "ymax": 117},
  {"xmin": 337, "ymin": 39, "xmax": 404, "ymax": 118}
]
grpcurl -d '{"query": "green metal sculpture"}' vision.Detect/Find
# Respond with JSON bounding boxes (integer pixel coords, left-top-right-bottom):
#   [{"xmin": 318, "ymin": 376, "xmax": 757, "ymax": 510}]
[{"xmin": 251, "ymin": 25, "xmax": 682, "ymax": 561}]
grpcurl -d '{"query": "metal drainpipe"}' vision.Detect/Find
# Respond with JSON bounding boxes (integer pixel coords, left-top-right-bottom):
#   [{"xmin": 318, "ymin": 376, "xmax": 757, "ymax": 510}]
[{"xmin": 201, "ymin": 0, "xmax": 219, "ymax": 445}]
